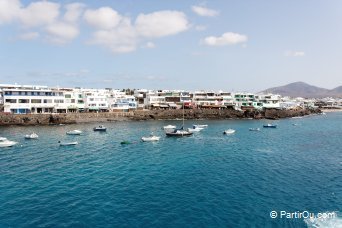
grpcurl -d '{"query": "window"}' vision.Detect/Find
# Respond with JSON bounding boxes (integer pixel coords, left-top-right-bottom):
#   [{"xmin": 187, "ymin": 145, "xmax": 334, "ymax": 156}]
[
  {"xmin": 31, "ymin": 99, "xmax": 42, "ymax": 103},
  {"xmin": 19, "ymin": 99, "xmax": 29, "ymax": 103},
  {"xmin": 5, "ymin": 99, "xmax": 16, "ymax": 103},
  {"xmin": 43, "ymin": 99, "xmax": 52, "ymax": 103},
  {"xmin": 65, "ymin": 94, "xmax": 71, "ymax": 98}
]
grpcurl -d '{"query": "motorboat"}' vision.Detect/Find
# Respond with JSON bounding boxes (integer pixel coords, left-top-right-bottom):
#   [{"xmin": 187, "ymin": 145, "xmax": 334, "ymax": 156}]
[
  {"xmin": 141, "ymin": 133, "xmax": 160, "ymax": 142},
  {"xmin": 223, "ymin": 129, "xmax": 236, "ymax": 134},
  {"xmin": 0, "ymin": 137, "xmax": 18, "ymax": 147},
  {"xmin": 249, "ymin": 128, "xmax": 260, "ymax": 131},
  {"xmin": 162, "ymin": 125, "xmax": 176, "ymax": 130},
  {"xmin": 166, "ymin": 127, "xmax": 193, "ymax": 137},
  {"xmin": 193, "ymin": 124, "xmax": 208, "ymax": 128},
  {"xmin": 24, "ymin": 132, "xmax": 39, "ymax": 139},
  {"xmin": 93, "ymin": 125, "xmax": 107, "ymax": 131},
  {"xmin": 66, "ymin": 130, "xmax": 83, "ymax": 135},
  {"xmin": 263, "ymin": 124, "xmax": 277, "ymax": 128},
  {"xmin": 58, "ymin": 141, "xmax": 78, "ymax": 146},
  {"xmin": 187, "ymin": 126, "xmax": 204, "ymax": 132}
]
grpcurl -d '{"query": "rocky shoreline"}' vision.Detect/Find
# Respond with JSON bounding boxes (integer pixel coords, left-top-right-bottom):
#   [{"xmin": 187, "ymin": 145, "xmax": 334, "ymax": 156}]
[{"xmin": 0, "ymin": 108, "xmax": 321, "ymax": 126}]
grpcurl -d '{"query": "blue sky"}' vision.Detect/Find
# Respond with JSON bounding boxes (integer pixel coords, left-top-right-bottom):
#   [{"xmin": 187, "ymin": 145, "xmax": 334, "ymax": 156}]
[{"xmin": 0, "ymin": 0, "xmax": 341, "ymax": 92}]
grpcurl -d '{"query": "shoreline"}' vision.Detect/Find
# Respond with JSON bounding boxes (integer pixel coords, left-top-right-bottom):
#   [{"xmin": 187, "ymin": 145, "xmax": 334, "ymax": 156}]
[
  {"xmin": 320, "ymin": 108, "xmax": 342, "ymax": 113},
  {"xmin": 0, "ymin": 108, "xmax": 322, "ymax": 126}
]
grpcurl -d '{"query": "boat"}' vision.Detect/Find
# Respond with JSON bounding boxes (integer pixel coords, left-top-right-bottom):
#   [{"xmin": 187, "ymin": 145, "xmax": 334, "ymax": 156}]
[
  {"xmin": 187, "ymin": 126, "xmax": 204, "ymax": 132},
  {"xmin": 58, "ymin": 141, "xmax": 78, "ymax": 146},
  {"xmin": 0, "ymin": 137, "xmax": 18, "ymax": 147},
  {"xmin": 249, "ymin": 128, "xmax": 260, "ymax": 131},
  {"xmin": 93, "ymin": 125, "xmax": 107, "ymax": 131},
  {"xmin": 193, "ymin": 124, "xmax": 208, "ymax": 128},
  {"xmin": 162, "ymin": 125, "xmax": 176, "ymax": 130},
  {"xmin": 66, "ymin": 130, "xmax": 83, "ymax": 135},
  {"xmin": 166, "ymin": 127, "xmax": 193, "ymax": 137},
  {"xmin": 24, "ymin": 132, "xmax": 39, "ymax": 139},
  {"xmin": 141, "ymin": 133, "xmax": 160, "ymax": 142},
  {"xmin": 165, "ymin": 103, "xmax": 193, "ymax": 137},
  {"xmin": 223, "ymin": 129, "xmax": 236, "ymax": 134},
  {"xmin": 263, "ymin": 124, "xmax": 277, "ymax": 128}
]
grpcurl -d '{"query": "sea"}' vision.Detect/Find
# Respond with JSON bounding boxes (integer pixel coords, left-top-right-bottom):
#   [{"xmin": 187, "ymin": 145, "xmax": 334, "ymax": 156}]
[{"xmin": 0, "ymin": 112, "xmax": 341, "ymax": 227}]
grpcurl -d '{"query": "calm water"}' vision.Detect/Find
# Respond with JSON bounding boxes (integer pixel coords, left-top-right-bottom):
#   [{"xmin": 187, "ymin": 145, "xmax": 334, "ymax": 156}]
[{"xmin": 0, "ymin": 113, "xmax": 341, "ymax": 227}]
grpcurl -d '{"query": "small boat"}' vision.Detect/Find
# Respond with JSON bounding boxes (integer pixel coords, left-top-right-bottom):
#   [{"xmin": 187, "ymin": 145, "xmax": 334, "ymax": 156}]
[
  {"xmin": 141, "ymin": 133, "xmax": 160, "ymax": 142},
  {"xmin": 93, "ymin": 125, "xmax": 107, "ymax": 131},
  {"xmin": 58, "ymin": 141, "xmax": 78, "ymax": 146},
  {"xmin": 24, "ymin": 132, "xmax": 39, "ymax": 139},
  {"xmin": 292, "ymin": 123, "xmax": 299, "ymax": 126},
  {"xmin": 263, "ymin": 124, "xmax": 277, "ymax": 128},
  {"xmin": 0, "ymin": 137, "xmax": 18, "ymax": 147},
  {"xmin": 66, "ymin": 130, "xmax": 83, "ymax": 135},
  {"xmin": 249, "ymin": 128, "xmax": 260, "ymax": 131},
  {"xmin": 166, "ymin": 127, "xmax": 193, "ymax": 137},
  {"xmin": 187, "ymin": 126, "xmax": 204, "ymax": 132},
  {"xmin": 193, "ymin": 124, "xmax": 208, "ymax": 128},
  {"xmin": 223, "ymin": 129, "xmax": 235, "ymax": 134},
  {"xmin": 162, "ymin": 125, "xmax": 176, "ymax": 130}
]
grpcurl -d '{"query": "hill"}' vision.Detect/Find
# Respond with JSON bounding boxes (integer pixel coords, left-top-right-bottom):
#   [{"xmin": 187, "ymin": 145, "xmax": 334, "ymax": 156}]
[{"xmin": 261, "ymin": 82, "xmax": 341, "ymax": 98}]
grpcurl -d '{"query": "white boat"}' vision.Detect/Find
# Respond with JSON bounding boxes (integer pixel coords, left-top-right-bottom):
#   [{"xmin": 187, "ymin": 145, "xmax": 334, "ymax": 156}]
[
  {"xmin": 141, "ymin": 133, "xmax": 160, "ymax": 142},
  {"xmin": 166, "ymin": 127, "xmax": 193, "ymax": 137},
  {"xmin": 66, "ymin": 130, "xmax": 83, "ymax": 135},
  {"xmin": 162, "ymin": 125, "xmax": 176, "ymax": 130},
  {"xmin": 193, "ymin": 124, "xmax": 208, "ymax": 128},
  {"xmin": 187, "ymin": 126, "xmax": 204, "ymax": 132},
  {"xmin": 249, "ymin": 128, "xmax": 260, "ymax": 131},
  {"xmin": 0, "ymin": 137, "xmax": 18, "ymax": 147},
  {"xmin": 58, "ymin": 141, "xmax": 78, "ymax": 146},
  {"xmin": 223, "ymin": 129, "xmax": 236, "ymax": 134},
  {"xmin": 93, "ymin": 125, "xmax": 107, "ymax": 131},
  {"xmin": 263, "ymin": 124, "xmax": 277, "ymax": 128},
  {"xmin": 165, "ymin": 103, "xmax": 193, "ymax": 137},
  {"xmin": 24, "ymin": 132, "xmax": 39, "ymax": 139}
]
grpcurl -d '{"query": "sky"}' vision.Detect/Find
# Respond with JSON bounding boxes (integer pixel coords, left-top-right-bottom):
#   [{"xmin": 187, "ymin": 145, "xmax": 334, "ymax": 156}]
[{"xmin": 0, "ymin": 0, "xmax": 341, "ymax": 92}]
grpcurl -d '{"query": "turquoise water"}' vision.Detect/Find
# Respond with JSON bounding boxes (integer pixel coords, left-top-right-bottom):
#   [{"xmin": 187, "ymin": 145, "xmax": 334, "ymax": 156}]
[{"xmin": 0, "ymin": 113, "xmax": 341, "ymax": 227}]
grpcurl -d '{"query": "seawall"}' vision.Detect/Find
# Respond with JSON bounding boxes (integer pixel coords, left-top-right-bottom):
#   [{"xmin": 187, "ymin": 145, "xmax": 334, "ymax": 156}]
[{"xmin": 0, "ymin": 108, "xmax": 321, "ymax": 126}]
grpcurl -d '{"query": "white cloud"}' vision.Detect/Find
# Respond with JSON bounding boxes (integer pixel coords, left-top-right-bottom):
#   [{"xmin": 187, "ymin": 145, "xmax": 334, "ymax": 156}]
[
  {"xmin": 45, "ymin": 22, "xmax": 79, "ymax": 44},
  {"xmin": 18, "ymin": 31, "xmax": 39, "ymax": 40},
  {"xmin": 84, "ymin": 7, "xmax": 122, "ymax": 30},
  {"xmin": 202, "ymin": 32, "xmax": 248, "ymax": 46},
  {"xmin": 18, "ymin": 1, "xmax": 60, "ymax": 28},
  {"xmin": 64, "ymin": 3, "xmax": 85, "ymax": 23},
  {"xmin": 87, "ymin": 9, "xmax": 189, "ymax": 53},
  {"xmin": 191, "ymin": 5, "xmax": 219, "ymax": 17},
  {"xmin": 135, "ymin": 11, "xmax": 189, "ymax": 38},
  {"xmin": 0, "ymin": 1, "xmax": 191, "ymax": 53},
  {"xmin": 144, "ymin": 42, "xmax": 156, "ymax": 49},
  {"xmin": 0, "ymin": 0, "xmax": 21, "ymax": 24},
  {"xmin": 285, "ymin": 50, "xmax": 305, "ymax": 57}
]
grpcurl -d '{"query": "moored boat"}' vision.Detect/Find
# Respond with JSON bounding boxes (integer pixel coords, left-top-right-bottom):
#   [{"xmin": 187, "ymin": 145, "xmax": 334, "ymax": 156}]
[
  {"xmin": 58, "ymin": 141, "xmax": 78, "ymax": 146},
  {"xmin": 66, "ymin": 130, "xmax": 83, "ymax": 135},
  {"xmin": 24, "ymin": 132, "xmax": 39, "ymax": 139},
  {"xmin": 193, "ymin": 124, "xmax": 208, "ymax": 128},
  {"xmin": 223, "ymin": 129, "xmax": 236, "ymax": 134},
  {"xmin": 162, "ymin": 125, "xmax": 176, "ymax": 130},
  {"xmin": 141, "ymin": 133, "xmax": 160, "ymax": 142},
  {"xmin": 263, "ymin": 124, "xmax": 277, "ymax": 128},
  {"xmin": 166, "ymin": 127, "xmax": 193, "ymax": 137},
  {"xmin": 0, "ymin": 137, "xmax": 18, "ymax": 147},
  {"xmin": 249, "ymin": 128, "xmax": 260, "ymax": 131},
  {"xmin": 187, "ymin": 126, "xmax": 204, "ymax": 132},
  {"xmin": 93, "ymin": 125, "xmax": 107, "ymax": 131}
]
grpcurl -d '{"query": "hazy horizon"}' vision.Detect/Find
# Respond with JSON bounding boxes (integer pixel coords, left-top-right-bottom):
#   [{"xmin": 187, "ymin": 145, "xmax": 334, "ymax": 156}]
[{"xmin": 1, "ymin": 0, "xmax": 342, "ymax": 91}]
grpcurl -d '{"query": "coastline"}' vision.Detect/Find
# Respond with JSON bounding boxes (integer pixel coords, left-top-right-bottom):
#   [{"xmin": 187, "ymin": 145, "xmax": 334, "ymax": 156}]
[
  {"xmin": 320, "ymin": 108, "xmax": 342, "ymax": 113},
  {"xmin": 0, "ymin": 108, "xmax": 321, "ymax": 126}
]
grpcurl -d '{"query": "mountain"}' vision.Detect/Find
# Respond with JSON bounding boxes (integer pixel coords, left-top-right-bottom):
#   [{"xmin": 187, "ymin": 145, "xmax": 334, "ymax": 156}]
[{"xmin": 261, "ymin": 82, "xmax": 342, "ymax": 98}]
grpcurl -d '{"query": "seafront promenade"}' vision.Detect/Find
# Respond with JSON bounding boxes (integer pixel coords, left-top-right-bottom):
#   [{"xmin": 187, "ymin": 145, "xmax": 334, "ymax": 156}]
[{"xmin": 0, "ymin": 108, "xmax": 321, "ymax": 126}]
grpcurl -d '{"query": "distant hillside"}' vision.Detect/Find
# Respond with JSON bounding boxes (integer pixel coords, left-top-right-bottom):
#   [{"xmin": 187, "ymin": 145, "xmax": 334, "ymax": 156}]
[{"xmin": 261, "ymin": 82, "xmax": 342, "ymax": 98}]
